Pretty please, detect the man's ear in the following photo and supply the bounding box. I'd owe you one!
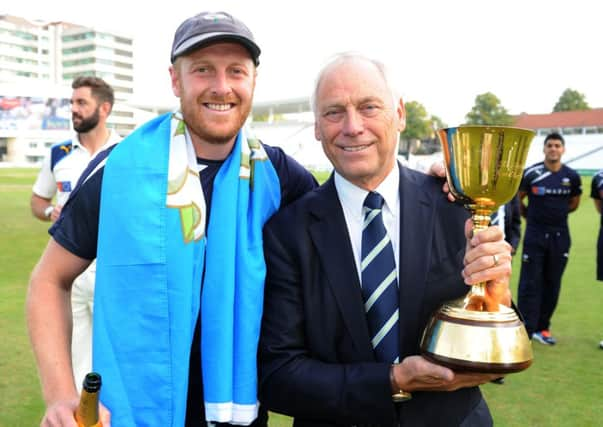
[100,101,112,118]
[169,64,181,98]
[396,97,406,132]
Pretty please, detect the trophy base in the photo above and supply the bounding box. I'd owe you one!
[420,299,533,374]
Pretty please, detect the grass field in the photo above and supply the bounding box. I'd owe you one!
[1,168,601,426]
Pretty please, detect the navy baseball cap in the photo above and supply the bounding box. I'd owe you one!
[170,11,261,65]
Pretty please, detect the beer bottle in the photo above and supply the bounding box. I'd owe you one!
[75,372,102,427]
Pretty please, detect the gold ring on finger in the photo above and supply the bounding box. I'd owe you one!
[492,254,499,267]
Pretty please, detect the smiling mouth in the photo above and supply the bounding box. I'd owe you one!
[204,103,234,111]
[341,144,371,152]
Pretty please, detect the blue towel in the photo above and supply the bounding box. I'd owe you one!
[94,112,281,426]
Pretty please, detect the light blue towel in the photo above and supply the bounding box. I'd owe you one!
[94,112,281,426]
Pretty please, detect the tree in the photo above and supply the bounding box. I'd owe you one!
[464,92,513,126]
[553,88,590,112]
[430,115,446,132]
[399,101,446,157]
[402,101,432,141]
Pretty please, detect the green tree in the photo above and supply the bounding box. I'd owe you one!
[464,92,513,126]
[402,100,432,141]
[430,115,446,132]
[400,101,445,157]
[553,88,590,112]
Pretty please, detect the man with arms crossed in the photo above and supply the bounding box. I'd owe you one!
[30,76,119,391]
[259,53,514,426]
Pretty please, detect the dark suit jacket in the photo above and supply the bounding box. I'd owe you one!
[259,165,493,427]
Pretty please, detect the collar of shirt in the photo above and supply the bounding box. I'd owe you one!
[72,128,122,155]
[334,162,401,282]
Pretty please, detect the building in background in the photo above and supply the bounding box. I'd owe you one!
[515,109,603,175]
[0,14,161,164]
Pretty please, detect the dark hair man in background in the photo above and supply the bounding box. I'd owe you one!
[30,76,119,393]
[517,132,582,345]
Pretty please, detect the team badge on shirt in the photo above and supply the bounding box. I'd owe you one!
[531,186,546,196]
[57,181,72,192]
[561,177,571,187]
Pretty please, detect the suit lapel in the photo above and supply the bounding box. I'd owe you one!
[308,177,375,360]
[398,166,435,356]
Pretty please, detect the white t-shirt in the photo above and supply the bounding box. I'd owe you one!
[32,129,121,206]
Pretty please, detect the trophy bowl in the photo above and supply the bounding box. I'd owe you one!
[420,125,535,373]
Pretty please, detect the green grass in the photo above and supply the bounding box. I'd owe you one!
[482,175,603,427]
[1,168,601,426]
[0,168,50,427]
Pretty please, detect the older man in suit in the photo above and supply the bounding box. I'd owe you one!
[258,53,514,427]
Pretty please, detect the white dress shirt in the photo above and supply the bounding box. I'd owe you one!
[334,162,401,283]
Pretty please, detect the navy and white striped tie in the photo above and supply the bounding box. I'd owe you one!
[361,191,399,363]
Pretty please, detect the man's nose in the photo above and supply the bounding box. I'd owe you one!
[211,71,232,96]
[342,109,364,136]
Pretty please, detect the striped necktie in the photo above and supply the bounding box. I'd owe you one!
[361,191,400,363]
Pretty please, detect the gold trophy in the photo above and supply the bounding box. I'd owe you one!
[420,125,535,373]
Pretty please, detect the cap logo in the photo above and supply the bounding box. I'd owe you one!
[203,13,229,22]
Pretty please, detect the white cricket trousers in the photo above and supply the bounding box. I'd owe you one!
[71,260,96,392]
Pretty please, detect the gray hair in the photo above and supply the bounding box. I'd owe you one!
[310,51,400,116]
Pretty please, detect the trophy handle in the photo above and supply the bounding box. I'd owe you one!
[464,203,500,312]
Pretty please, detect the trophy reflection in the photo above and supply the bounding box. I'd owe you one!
[420,125,535,373]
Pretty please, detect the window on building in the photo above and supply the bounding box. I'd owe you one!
[14,30,38,41]
[16,71,39,78]
[26,155,45,163]
[63,70,96,80]
[62,58,95,67]
[562,127,584,135]
[0,55,37,65]
[114,86,134,94]
[111,111,134,118]
[116,124,135,133]
[538,128,562,136]
[62,45,95,54]
[62,32,94,42]
[115,36,133,45]
[114,49,133,58]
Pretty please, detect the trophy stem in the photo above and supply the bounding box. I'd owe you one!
[464,204,497,312]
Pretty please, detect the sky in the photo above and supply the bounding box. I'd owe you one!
[3,0,602,125]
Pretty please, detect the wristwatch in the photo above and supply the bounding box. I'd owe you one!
[390,364,412,402]
[392,389,413,402]
[44,205,54,218]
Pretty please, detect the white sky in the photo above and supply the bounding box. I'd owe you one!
[3,0,602,125]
